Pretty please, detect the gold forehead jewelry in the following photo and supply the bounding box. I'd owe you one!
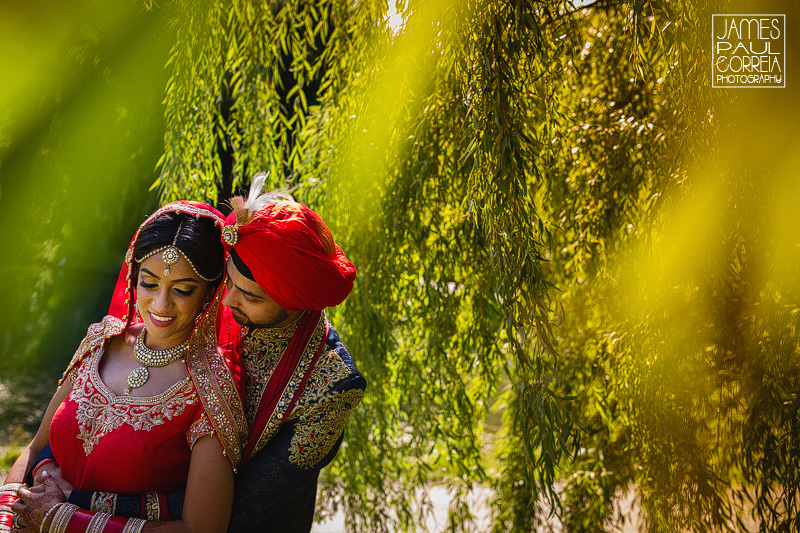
[135,220,184,276]
[134,220,222,282]
[125,328,188,395]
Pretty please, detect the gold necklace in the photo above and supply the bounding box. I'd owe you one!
[124,329,187,395]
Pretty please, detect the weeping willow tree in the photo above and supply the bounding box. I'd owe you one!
[145,0,799,531]
[156,0,580,530]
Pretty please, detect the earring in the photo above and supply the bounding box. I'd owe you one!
[195,301,210,323]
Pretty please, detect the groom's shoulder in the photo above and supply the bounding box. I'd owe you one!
[321,323,366,392]
[289,322,366,415]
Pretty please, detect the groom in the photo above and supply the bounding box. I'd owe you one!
[218,188,366,531]
[34,185,366,532]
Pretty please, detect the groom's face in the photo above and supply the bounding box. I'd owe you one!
[222,258,291,329]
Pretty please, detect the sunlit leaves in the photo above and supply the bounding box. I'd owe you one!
[153,0,800,531]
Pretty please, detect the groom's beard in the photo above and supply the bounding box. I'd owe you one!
[229,305,290,330]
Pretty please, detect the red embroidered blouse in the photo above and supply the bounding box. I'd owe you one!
[50,341,212,494]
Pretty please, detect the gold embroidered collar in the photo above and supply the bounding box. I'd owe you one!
[243,313,305,356]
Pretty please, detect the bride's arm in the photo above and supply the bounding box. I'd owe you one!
[2,383,71,532]
[140,434,234,533]
[15,434,234,533]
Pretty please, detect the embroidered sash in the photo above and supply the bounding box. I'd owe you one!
[241,310,328,463]
[185,286,248,469]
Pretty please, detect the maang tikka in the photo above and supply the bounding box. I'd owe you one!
[134,218,222,281]
[137,220,185,276]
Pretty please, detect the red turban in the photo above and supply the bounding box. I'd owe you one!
[225,201,356,311]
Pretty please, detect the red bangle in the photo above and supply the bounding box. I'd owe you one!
[103,515,128,533]
[32,458,56,478]
[0,493,18,506]
[0,511,14,529]
[157,491,169,521]
[65,508,93,533]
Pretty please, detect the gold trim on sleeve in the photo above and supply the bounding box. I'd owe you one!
[288,388,364,468]
[144,491,160,521]
[90,492,117,515]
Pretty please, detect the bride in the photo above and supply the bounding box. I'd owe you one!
[1,201,246,533]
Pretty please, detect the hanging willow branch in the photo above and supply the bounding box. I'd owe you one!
[151,1,800,532]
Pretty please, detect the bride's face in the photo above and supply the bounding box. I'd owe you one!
[136,254,210,349]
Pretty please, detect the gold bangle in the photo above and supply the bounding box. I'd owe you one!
[40,503,63,533]
[121,517,147,533]
[87,512,111,533]
[50,502,78,533]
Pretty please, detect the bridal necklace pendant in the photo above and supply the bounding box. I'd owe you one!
[125,328,187,395]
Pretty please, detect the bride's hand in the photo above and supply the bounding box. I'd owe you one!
[12,472,65,532]
[35,466,73,500]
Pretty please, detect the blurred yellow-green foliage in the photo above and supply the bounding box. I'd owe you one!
[2,0,799,531]
[0,0,172,454]
[0,0,172,373]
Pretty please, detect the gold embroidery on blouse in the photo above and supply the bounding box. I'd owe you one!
[60,299,246,469]
[60,317,126,387]
[241,317,302,426]
[70,346,197,456]
[287,388,364,468]
[186,413,214,449]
